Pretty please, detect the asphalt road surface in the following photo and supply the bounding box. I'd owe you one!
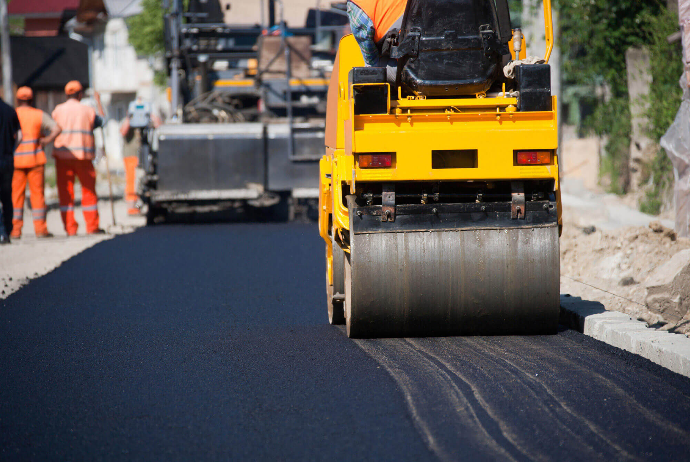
[2,223,690,461]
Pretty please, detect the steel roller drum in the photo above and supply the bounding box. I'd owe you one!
[344,226,560,338]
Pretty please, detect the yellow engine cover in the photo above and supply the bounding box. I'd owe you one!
[319,34,562,253]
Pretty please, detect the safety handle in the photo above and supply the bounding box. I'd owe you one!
[543,0,553,62]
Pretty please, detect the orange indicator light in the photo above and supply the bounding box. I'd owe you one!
[359,153,393,168]
[516,151,551,165]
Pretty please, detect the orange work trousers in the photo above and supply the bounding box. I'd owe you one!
[124,156,139,214]
[11,165,48,237]
[55,158,99,235]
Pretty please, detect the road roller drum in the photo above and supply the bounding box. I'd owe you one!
[345,225,560,338]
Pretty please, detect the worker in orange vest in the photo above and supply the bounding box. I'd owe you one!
[11,87,62,239]
[347,0,408,67]
[51,81,106,236]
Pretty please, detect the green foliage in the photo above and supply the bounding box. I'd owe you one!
[6,0,23,34]
[559,0,664,98]
[9,17,24,35]
[127,0,167,57]
[588,97,632,194]
[128,0,191,87]
[508,0,523,28]
[640,9,682,215]
[128,0,191,56]
[154,70,169,87]
[558,0,681,207]
[644,10,683,142]
[640,151,673,214]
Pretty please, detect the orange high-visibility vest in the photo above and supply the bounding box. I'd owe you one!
[52,99,97,161]
[15,106,47,168]
[350,0,408,42]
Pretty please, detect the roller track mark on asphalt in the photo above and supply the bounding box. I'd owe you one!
[355,338,521,462]
[352,338,446,462]
[447,338,638,462]
[412,338,577,462]
[404,339,533,462]
[509,335,690,441]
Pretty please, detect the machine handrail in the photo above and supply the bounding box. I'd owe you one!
[543,0,554,63]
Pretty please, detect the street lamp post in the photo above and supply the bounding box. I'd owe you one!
[0,0,13,104]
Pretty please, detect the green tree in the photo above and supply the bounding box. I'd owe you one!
[558,0,676,200]
[640,9,683,214]
[559,0,664,98]
[127,0,167,57]
[128,0,191,86]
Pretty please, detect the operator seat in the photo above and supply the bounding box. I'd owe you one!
[391,0,513,97]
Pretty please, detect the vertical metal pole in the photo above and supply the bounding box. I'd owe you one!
[260,0,266,30]
[316,0,322,45]
[199,59,208,95]
[170,0,182,121]
[162,0,171,115]
[269,0,276,28]
[278,0,294,159]
[0,0,13,104]
[87,43,94,93]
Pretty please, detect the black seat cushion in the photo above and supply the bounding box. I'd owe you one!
[394,0,511,97]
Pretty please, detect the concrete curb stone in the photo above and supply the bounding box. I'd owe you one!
[560,295,690,377]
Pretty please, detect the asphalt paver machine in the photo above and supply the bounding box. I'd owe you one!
[319,0,562,337]
[144,0,349,223]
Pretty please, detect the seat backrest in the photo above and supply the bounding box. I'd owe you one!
[393,0,512,97]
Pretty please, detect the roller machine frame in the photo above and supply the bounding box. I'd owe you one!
[319,0,562,338]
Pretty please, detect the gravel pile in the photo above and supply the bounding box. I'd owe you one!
[560,221,690,333]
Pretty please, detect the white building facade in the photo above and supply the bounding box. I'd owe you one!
[91,1,168,169]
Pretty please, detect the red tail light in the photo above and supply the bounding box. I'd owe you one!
[516,151,552,165]
[358,153,393,168]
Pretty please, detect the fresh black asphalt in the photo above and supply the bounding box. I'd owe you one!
[1,223,690,461]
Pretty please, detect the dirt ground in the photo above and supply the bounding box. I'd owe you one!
[559,132,690,334]
[559,221,690,328]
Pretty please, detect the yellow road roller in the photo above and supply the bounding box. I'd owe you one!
[319,0,562,338]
